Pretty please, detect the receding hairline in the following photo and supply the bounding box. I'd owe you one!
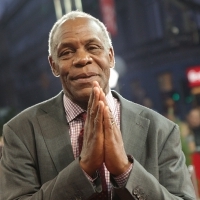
[48,11,112,58]
[53,17,103,44]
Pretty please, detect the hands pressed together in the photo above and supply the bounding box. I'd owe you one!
[80,81,131,177]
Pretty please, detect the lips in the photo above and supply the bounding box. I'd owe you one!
[72,72,98,80]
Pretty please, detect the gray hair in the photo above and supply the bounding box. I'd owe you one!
[48,10,112,59]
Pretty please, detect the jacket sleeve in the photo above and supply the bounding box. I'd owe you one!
[112,124,196,200]
[0,124,99,200]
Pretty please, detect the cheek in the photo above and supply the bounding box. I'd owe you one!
[101,68,110,85]
[97,58,111,81]
[58,61,71,76]
[100,68,110,94]
[57,64,70,84]
[105,68,110,78]
[101,60,111,76]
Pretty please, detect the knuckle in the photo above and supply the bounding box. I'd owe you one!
[90,109,95,116]
[94,118,100,125]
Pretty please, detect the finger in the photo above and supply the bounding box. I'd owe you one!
[85,85,96,134]
[103,105,122,141]
[89,81,101,112]
[86,83,101,135]
[94,100,104,139]
[92,80,101,88]
[87,83,100,121]
[103,107,129,175]
[99,88,108,107]
[89,86,100,120]
[103,106,115,139]
[87,84,95,114]
[92,81,107,107]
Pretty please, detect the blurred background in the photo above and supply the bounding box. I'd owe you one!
[1,0,200,117]
[0,0,200,196]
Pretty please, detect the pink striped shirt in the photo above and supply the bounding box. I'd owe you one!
[63,91,132,198]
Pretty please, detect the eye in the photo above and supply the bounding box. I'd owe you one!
[87,45,101,53]
[88,45,98,50]
[59,49,75,59]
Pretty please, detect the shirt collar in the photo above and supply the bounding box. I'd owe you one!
[63,90,116,123]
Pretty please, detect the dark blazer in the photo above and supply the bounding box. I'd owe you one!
[0,91,196,200]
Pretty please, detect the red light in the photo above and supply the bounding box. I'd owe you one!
[186,66,200,88]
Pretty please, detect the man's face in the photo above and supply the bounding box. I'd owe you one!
[49,17,114,109]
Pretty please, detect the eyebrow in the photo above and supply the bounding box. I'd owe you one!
[57,37,102,51]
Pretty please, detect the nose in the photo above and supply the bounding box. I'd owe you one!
[72,49,92,67]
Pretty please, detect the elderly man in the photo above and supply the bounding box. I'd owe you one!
[0,11,196,200]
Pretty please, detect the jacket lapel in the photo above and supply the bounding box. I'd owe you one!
[37,92,74,173]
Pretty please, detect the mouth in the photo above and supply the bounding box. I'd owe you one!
[72,72,99,81]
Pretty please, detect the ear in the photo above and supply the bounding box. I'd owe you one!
[108,47,115,68]
[48,56,60,77]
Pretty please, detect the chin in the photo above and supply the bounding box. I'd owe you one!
[82,87,93,99]
[75,95,90,110]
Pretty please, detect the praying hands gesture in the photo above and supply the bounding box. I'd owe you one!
[80,81,131,177]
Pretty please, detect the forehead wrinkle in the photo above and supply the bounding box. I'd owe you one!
[53,18,106,55]
[58,36,103,49]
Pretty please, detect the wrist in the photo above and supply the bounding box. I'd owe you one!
[111,155,134,176]
[79,157,97,177]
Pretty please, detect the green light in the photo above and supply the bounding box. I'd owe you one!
[185,96,193,103]
[172,93,180,101]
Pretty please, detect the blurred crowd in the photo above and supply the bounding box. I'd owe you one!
[186,107,200,153]
[165,105,200,197]
[164,105,200,161]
